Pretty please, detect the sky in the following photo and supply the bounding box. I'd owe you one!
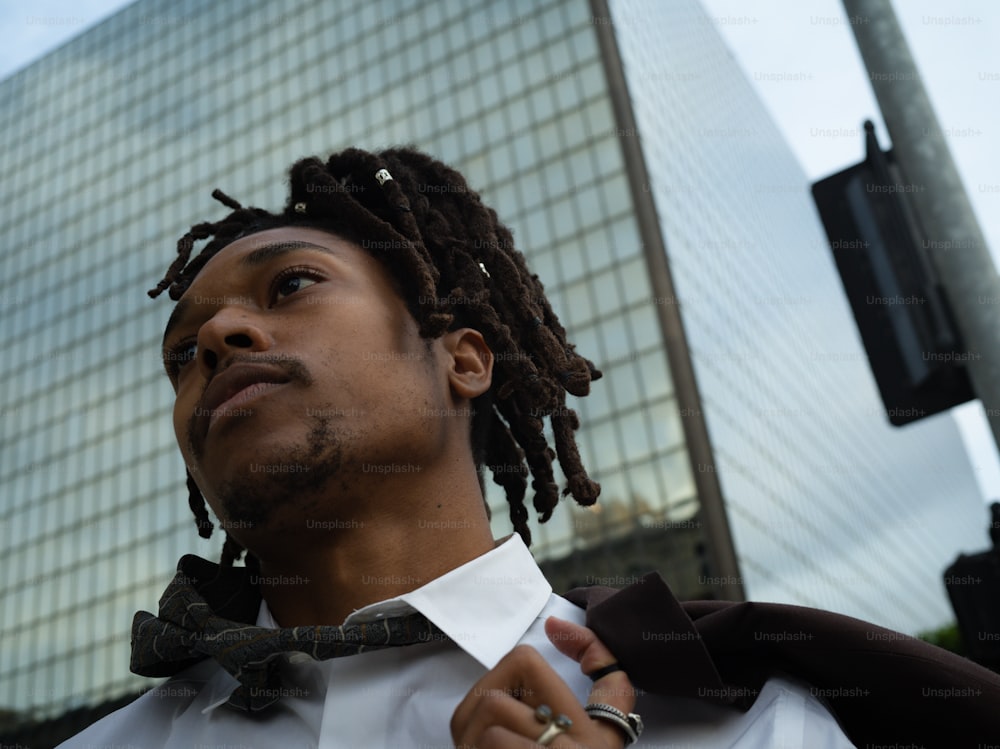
[2,0,999,506]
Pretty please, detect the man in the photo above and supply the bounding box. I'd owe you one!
[60,147,998,748]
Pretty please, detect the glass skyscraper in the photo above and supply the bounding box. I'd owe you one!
[0,0,986,738]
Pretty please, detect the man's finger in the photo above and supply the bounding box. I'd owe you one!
[544,616,639,745]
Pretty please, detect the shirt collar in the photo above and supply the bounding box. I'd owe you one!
[202,534,551,712]
[258,533,551,669]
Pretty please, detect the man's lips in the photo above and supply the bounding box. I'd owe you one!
[207,381,287,430]
[195,363,292,438]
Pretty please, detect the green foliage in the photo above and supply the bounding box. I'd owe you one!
[917,622,965,656]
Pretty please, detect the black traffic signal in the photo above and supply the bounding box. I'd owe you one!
[811,121,974,426]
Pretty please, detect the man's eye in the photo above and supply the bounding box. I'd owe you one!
[273,270,320,302]
[165,340,197,374]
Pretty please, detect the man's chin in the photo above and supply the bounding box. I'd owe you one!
[211,458,333,532]
[193,413,351,543]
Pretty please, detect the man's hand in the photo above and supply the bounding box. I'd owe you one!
[450,616,638,748]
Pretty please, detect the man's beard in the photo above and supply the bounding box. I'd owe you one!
[213,413,347,532]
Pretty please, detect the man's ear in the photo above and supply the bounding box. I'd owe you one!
[440,327,493,400]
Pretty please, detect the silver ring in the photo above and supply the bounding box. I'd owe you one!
[535,714,571,746]
[584,703,643,746]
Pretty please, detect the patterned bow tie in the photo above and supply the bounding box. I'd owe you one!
[130,554,447,712]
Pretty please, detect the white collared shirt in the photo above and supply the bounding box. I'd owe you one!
[59,535,856,748]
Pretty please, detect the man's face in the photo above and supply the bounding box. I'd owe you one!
[160,226,451,547]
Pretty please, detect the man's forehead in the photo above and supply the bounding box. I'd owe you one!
[197,226,354,270]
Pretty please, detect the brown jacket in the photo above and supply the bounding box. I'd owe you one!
[564,572,1000,748]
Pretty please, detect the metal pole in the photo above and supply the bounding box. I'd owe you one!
[842,0,1000,451]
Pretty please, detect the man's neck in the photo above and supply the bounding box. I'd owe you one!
[252,495,496,626]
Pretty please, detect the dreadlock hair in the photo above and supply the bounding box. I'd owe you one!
[150,146,602,568]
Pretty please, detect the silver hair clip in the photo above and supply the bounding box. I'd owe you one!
[294,202,307,214]
[374,168,393,186]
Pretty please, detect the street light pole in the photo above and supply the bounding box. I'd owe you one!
[842,0,1000,451]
